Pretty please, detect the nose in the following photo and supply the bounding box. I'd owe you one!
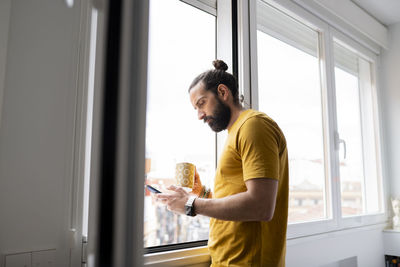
[198,110,205,120]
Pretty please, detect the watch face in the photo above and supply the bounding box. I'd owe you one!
[185,204,192,216]
[185,196,196,216]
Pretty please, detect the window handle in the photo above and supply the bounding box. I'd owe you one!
[335,131,347,159]
[338,138,347,159]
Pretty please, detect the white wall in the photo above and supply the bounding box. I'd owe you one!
[286,226,385,267]
[0,1,82,266]
[380,22,400,198]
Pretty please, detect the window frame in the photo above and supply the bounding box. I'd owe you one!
[247,0,388,239]
[330,28,387,229]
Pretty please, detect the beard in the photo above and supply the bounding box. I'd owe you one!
[203,97,231,132]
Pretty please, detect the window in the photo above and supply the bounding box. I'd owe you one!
[333,40,382,216]
[254,0,384,231]
[144,0,216,248]
[256,0,328,223]
[143,0,385,256]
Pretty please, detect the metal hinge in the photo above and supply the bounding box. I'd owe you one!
[82,236,88,267]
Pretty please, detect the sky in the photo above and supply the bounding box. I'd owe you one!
[146,0,216,187]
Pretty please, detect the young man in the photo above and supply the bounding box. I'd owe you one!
[156,60,289,266]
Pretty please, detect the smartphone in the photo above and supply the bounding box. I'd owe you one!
[146,184,162,194]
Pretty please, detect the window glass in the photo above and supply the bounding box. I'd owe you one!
[257,0,328,223]
[144,0,216,247]
[334,42,381,216]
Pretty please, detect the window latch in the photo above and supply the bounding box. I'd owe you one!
[335,131,347,159]
[338,138,347,159]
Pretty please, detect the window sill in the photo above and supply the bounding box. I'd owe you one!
[287,221,388,246]
[144,246,210,267]
[287,212,388,239]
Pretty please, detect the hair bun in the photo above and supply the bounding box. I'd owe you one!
[212,59,228,71]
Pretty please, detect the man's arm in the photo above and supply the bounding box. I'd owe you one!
[194,178,278,221]
[157,177,278,222]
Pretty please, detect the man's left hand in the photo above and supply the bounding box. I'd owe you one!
[155,185,191,215]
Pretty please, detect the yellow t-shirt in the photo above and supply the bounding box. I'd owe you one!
[208,109,289,267]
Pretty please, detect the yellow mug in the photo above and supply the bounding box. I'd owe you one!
[175,162,196,188]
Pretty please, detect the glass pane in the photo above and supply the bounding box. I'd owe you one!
[358,58,381,214]
[334,42,381,216]
[257,2,327,223]
[144,0,216,247]
[334,66,364,216]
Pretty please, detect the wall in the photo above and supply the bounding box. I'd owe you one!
[380,22,400,198]
[0,1,82,266]
[286,225,385,267]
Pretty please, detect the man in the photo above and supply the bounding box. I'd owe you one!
[156,60,288,266]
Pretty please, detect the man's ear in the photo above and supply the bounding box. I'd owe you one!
[217,84,230,101]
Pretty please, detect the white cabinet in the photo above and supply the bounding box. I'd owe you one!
[31,250,55,267]
[4,250,56,267]
[4,253,31,267]
[383,229,400,256]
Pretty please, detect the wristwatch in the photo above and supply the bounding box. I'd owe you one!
[185,195,197,217]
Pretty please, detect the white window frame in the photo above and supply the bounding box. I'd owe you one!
[330,28,388,229]
[245,0,388,239]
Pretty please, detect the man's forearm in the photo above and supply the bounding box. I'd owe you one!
[194,191,269,221]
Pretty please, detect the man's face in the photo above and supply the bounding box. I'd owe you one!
[189,82,231,132]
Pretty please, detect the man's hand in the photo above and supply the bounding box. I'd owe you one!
[155,185,192,215]
[191,168,203,196]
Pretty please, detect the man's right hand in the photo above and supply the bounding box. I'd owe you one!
[191,168,203,196]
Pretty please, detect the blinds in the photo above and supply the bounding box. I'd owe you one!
[180,0,217,16]
[257,0,319,58]
[198,0,216,9]
[334,42,359,76]
[257,0,361,76]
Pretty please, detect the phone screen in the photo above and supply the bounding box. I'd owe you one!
[146,185,162,194]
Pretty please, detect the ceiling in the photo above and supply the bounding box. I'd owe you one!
[351,0,400,26]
